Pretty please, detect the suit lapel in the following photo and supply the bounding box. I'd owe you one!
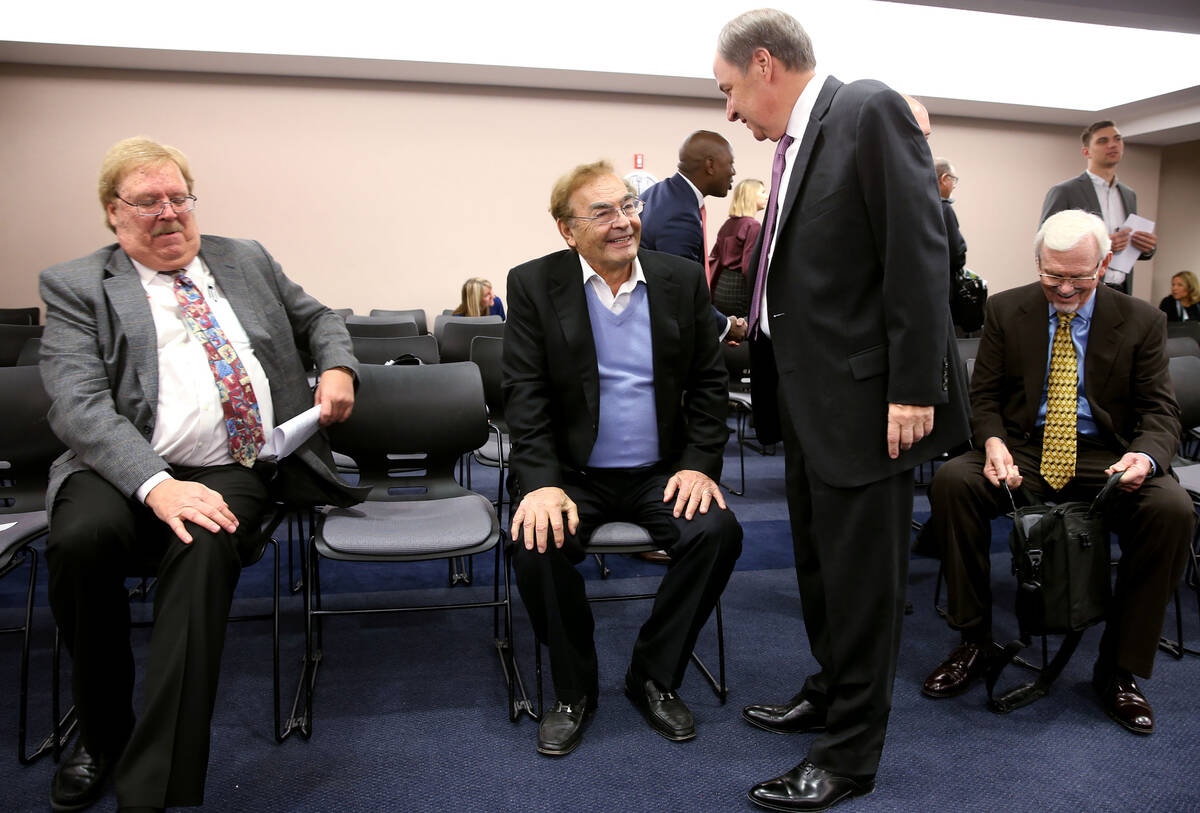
[1016,287,1051,428]
[102,250,159,410]
[1074,172,1103,215]
[776,75,840,236]
[641,254,681,432]
[202,238,269,348]
[547,253,600,422]
[1084,287,1122,417]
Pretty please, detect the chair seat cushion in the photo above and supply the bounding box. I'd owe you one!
[474,434,511,465]
[320,494,497,558]
[586,521,654,549]
[1,510,48,568]
[729,392,752,409]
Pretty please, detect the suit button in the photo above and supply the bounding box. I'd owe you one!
[142,425,152,436]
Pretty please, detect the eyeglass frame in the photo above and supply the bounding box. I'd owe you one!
[1036,259,1104,288]
[565,198,643,227]
[940,173,959,187]
[114,194,198,217]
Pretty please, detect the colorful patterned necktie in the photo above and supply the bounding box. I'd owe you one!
[1040,312,1077,490]
[167,271,266,467]
[748,133,794,336]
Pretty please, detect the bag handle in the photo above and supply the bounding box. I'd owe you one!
[1004,469,1124,520]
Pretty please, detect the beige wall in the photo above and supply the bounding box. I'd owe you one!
[0,63,1171,321]
[1153,140,1200,304]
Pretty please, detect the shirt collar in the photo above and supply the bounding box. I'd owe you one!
[132,254,204,286]
[678,172,705,210]
[1047,289,1098,323]
[785,72,828,140]
[578,253,645,290]
[1086,169,1118,189]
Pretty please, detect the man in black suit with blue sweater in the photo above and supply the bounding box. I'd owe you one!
[502,160,742,758]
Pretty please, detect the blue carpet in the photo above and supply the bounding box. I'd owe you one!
[1,437,1197,811]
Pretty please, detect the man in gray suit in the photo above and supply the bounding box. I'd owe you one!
[39,137,360,812]
[1040,120,1157,294]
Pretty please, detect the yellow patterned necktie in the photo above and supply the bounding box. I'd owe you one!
[1041,312,1077,490]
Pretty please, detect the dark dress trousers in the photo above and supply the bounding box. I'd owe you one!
[501,248,742,702]
[744,76,970,778]
[929,282,1193,678]
[39,236,360,808]
[1040,171,1152,294]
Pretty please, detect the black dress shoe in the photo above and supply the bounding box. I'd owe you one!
[50,739,112,812]
[537,697,594,756]
[624,670,695,741]
[1093,668,1154,735]
[921,641,995,698]
[748,760,875,812]
[743,692,827,734]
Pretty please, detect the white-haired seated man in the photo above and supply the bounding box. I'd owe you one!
[920,209,1192,735]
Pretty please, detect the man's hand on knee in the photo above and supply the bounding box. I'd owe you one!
[664,469,727,520]
[145,478,239,544]
[511,486,578,553]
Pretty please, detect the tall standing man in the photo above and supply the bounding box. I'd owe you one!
[40,137,361,812]
[1040,120,1157,294]
[713,10,969,811]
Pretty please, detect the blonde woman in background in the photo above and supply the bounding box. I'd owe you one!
[709,179,767,317]
[453,277,502,318]
[1159,271,1200,322]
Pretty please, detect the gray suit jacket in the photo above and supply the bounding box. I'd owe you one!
[1039,171,1153,261]
[39,235,360,511]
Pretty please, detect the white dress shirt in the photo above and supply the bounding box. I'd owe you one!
[759,72,827,339]
[132,255,275,501]
[579,254,647,313]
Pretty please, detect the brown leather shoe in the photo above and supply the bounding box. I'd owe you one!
[1093,669,1154,735]
[636,550,671,564]
[922,641,992,698]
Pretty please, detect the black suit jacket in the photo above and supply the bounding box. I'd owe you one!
[501,249,728,494]
[971,282,1179,469]
[746,75,969,488]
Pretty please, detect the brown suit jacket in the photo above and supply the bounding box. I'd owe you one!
[970,281,1179,469]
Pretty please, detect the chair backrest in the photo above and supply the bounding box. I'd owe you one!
[0,366,66,514]
[369,308,428,335]
[1168,355,1200,433]
[16,337,41,367]
[722,341,751,393]
[0,307,40,326]
[433,313,502,343]
[440,321,505,364]
[352,334,440,365]
[469,335,505,421]
[327,363,489,500]
[1165,336,1200,360]
[344,315,419,338]
[956,336,981,362]
[0,324,44,366]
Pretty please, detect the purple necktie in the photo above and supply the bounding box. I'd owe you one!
[748,133,795,336]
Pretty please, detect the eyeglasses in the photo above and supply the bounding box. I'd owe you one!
[1038,263,1102,287]
[568,199,643,227]
[115,194,197,217]
[942,174,959,187]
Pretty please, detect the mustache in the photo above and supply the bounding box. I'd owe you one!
[151,223,184,237]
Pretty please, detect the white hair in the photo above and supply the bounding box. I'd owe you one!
[1034,209,1111,263]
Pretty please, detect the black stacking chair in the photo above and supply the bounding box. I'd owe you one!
[0,366,69,763]
[469,336,508,511]
[432,314,502,344]
[0,325,43,367]
[0,307,39,326]
[293,363,516,735]
[15,338,41,367]
[1166,336,1200,360]
[517,521,727,722]
[344,315,418,338]
[369,308,428,335]
[351,334,439,366]
[1161,355,1200,658]
[440,321,505,365]
[331,308,353,320]
[722,341,753,497]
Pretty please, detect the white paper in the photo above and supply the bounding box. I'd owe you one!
[0,522,16,532]
[1107,214,1154,275]
[259,405,321,462]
